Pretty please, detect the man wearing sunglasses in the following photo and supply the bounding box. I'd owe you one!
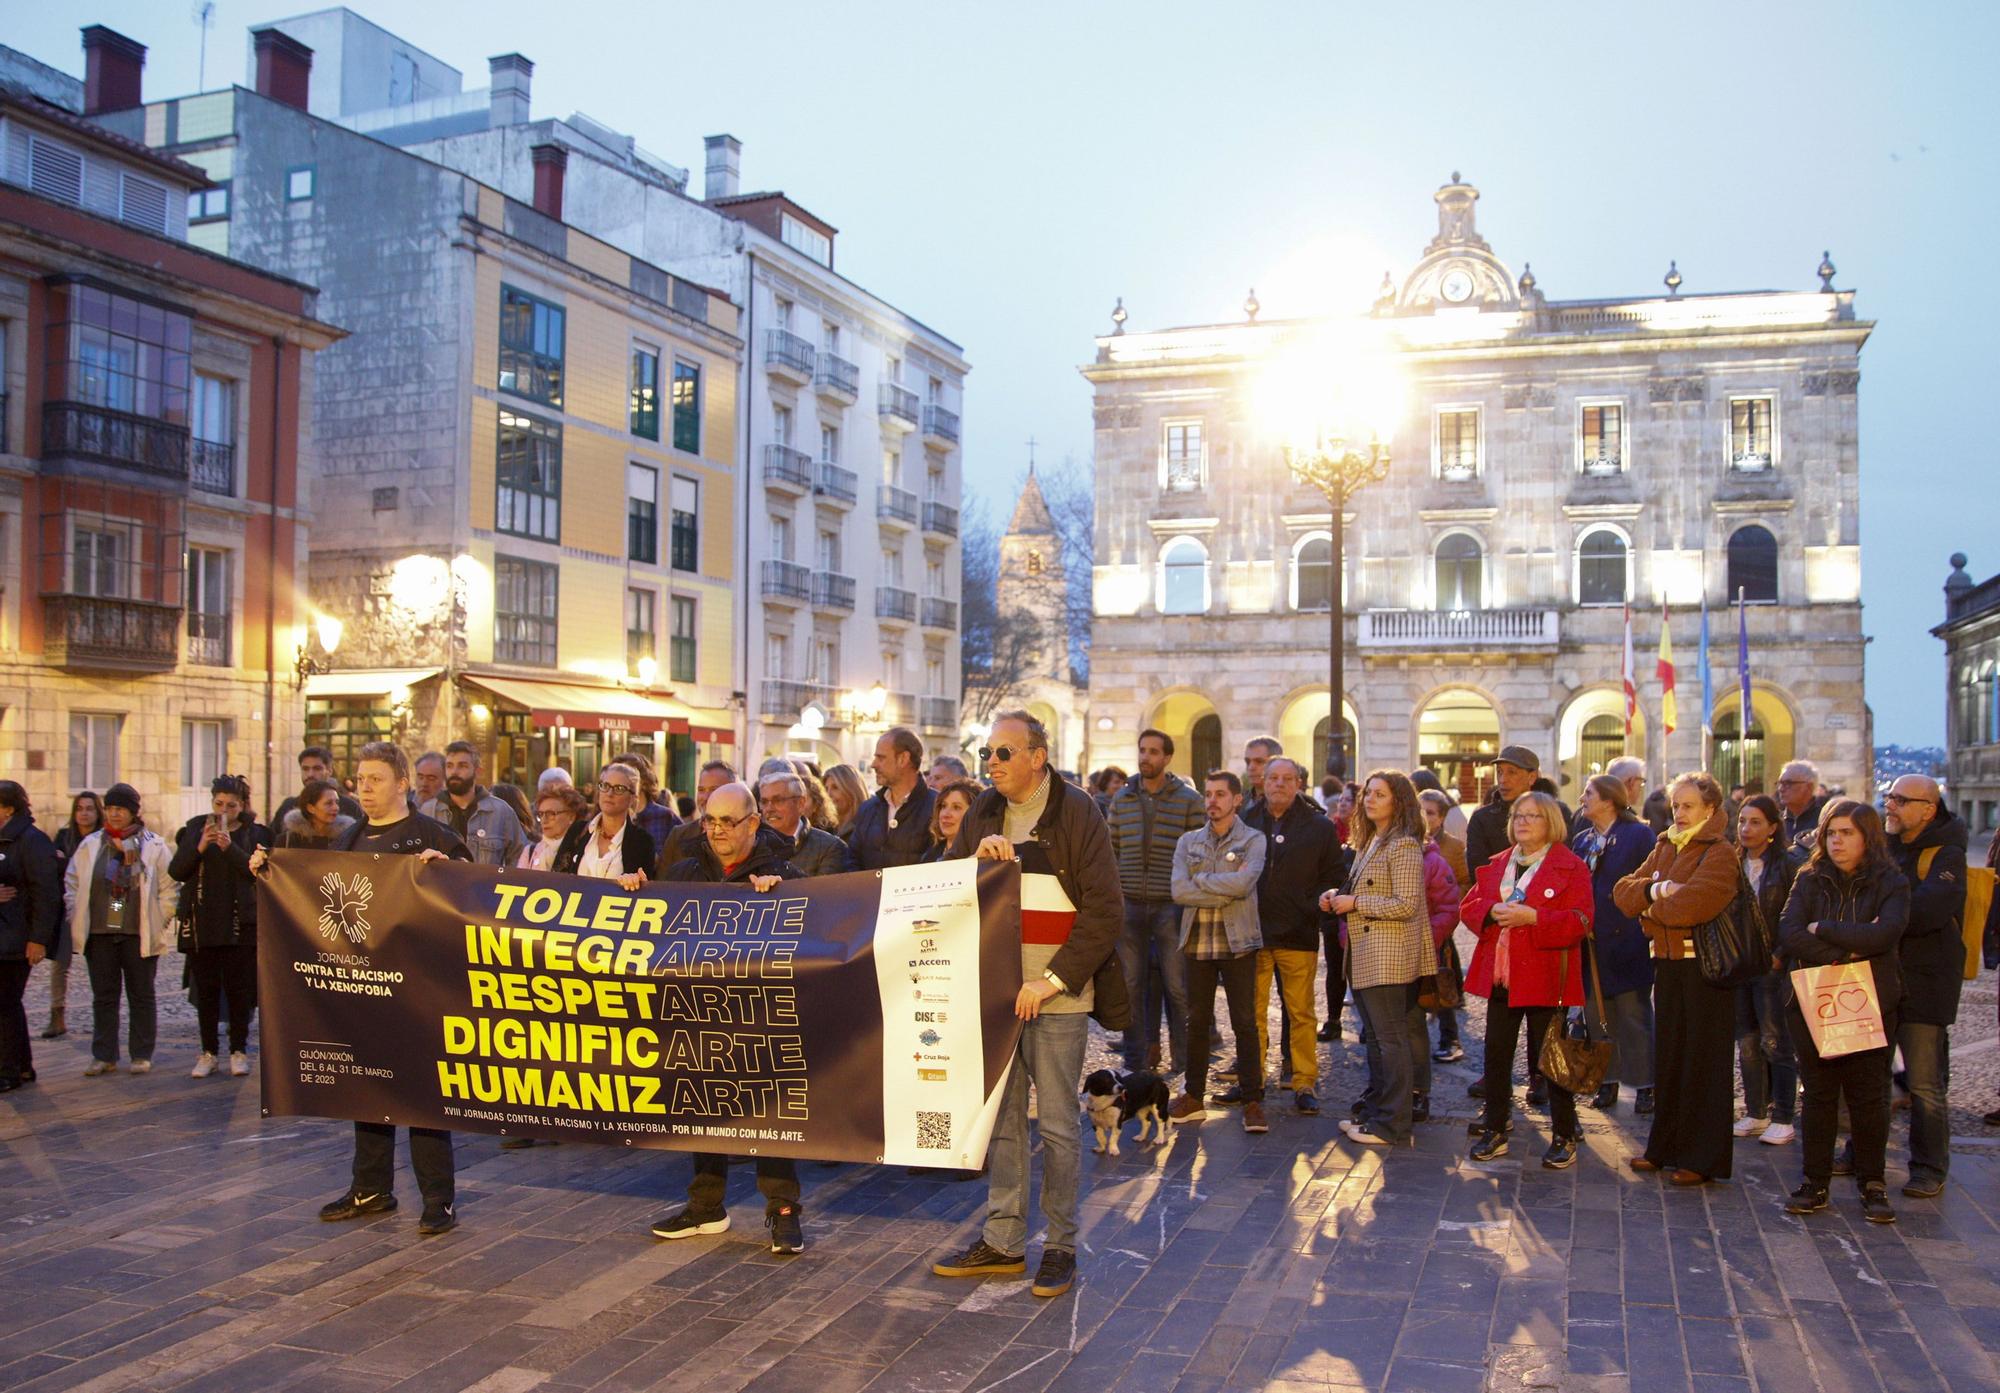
[1883,775,1967,1199]
[931,710,1126,1301]
[851,727,936,871]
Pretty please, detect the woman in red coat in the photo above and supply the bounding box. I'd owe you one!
[1461,790,1595,1169]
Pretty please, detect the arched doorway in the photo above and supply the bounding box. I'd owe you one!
[1277,688,1361,784]
[1147,691,1221,781]
[1417,688,1500,807]
[1557,686,1647,797]
[1710,685,1796,795]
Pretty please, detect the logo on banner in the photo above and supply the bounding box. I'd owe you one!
[918,1067,947,1082]
[316,872,375,944]
[918,1029,941,1047]
[909,918,939,934]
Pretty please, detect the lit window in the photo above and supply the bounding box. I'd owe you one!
[1577,529,1628,606]
[1437,409,1480,480]
[1435,534,1482,611]
[1580,404,1623,474]
[1161,538,1208,615]
[1730,398,1775,471]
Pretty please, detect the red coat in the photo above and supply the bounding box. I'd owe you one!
[1460,841,1595,1008]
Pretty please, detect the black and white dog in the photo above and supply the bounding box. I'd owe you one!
[1082,1068,1174,1155]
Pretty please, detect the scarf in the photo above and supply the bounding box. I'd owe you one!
[1492,843,1551,989]
[1664,818,1705,853]
[103,820,142,845]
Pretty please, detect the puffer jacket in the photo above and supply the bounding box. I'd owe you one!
[1422,841,1459,950]
[1778,856,1910,1024]
[1611,806,1739,960]
[1106,773,1205,903]
[1889,809,1968,1027]
[1461,842,1595,1008]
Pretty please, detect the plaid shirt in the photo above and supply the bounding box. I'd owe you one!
[1188,904,1232,961]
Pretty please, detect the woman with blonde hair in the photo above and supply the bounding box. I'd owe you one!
[822,764,867,843]
[1321,769,1435,1146]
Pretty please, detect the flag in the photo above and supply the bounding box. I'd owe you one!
[1621,605,1637,736]
[1737,586,1752,727]
[1699,591,1714,737]
[1657,599,1677,737]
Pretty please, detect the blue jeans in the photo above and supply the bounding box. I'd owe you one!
[1354,982,1427,1142]
[984,1011,1089,1256]
[1116,900,1186,1072]
[1898,1022,1950,1183]
[1735,972,1796,1123]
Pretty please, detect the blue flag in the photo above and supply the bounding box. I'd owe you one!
[1737,587,1752,727]
[1699,592,1714,736]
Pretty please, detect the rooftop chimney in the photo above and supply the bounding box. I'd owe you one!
[531,142,567,221]
[251,27,313,111]
[704,134,741,201]
[81,25,146,116]
[489,53,532,126]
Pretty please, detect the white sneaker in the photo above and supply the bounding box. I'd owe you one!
[191,1053,218,1078]
[1733,1116,1769,1137]
[129,1059,152,1075]
[229,1052,250,1077]
[83,1059,115,1077]
[1760,1122,1796,1145]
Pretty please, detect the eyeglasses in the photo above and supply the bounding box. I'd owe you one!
[979,744,1036,764]
[535,808,569,821]
[1883,794,1934,808]
[702,813,754,831]
[598,783,637,796]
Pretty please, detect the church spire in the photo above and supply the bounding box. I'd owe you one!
[1006,457,1057,538]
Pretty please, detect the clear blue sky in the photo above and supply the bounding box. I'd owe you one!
[19,1,1994,747]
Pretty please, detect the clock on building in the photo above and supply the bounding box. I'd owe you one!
[1440,268,1475,304]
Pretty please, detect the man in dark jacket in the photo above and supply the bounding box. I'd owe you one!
[0,782,61,1091]
[660,761,738,866]
[756,770,854,879]
[1242,757,1345,1114]
[850,727,936,871]
[932,710,1125,1303]
[1775,760,1827,853]
[1105,729,1204,1072]
[1884,776,1966,1198]
[650,782,808,1254]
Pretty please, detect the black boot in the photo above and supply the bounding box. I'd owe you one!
[1633,1086,1655,1116]
[1411,1092,1431,1123]
[1588,1082,1618,1111]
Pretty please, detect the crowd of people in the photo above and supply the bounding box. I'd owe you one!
[0,718,1992,1289]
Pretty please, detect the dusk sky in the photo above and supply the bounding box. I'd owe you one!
[16,1,1993,747]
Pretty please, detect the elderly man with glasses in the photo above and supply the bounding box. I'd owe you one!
[1883,775,1968,1198]
[756,771,855,878]
[1775,760,1826,853]
[930,710,1126,1301]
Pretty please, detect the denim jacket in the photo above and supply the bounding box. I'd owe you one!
[1170,817,1266,955]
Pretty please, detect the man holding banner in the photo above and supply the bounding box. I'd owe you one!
[932,710,1126,1300]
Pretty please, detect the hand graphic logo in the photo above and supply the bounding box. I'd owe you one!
[316,872,374,944]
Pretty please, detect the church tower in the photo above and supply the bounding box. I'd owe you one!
[997,463,1068,682]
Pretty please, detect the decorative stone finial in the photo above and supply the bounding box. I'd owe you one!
[1450,169,1461,184]
[1664,260,1683,296]
[1518,263,1537,296]
[1110,296,1127,334]
[1376,270,1395,303]
[1947,552,1974,598]
[1244,287,1260,323]
[1817,250,1837,292]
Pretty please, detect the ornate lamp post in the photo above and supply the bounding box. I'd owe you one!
[1284,432,1389,780]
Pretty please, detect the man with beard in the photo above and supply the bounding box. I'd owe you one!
[420,741,524,867]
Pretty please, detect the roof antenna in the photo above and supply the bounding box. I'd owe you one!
[192,2,217,91]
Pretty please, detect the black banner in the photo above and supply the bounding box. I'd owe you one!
[256,853,1023,1166]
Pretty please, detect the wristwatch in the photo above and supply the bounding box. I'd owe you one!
[1042,969,1068,994]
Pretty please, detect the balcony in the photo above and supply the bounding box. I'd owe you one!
[879,382,919,432]
[921,403,961,449]
[921,500,960,538]
[762,443,813,495]
[1730,449,1774,474]
[42,401,188,482]
[760,559,811,605]
[876,586,917,624]
[191,439,235,495]
[760,679,827,723]
[1357,608,1560,651]
[920,695,956,733]
[815,352,859,404]
[765,329,816,386]
[813,461,858,508]
[811,571,856,614]
[920,596,958,632]
[877,484,918,528]
[42,594,182,673]
[1578,453,1623,478]
[884,690,918,728]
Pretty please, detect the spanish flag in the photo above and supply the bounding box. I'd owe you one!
[1657,598,1678,737]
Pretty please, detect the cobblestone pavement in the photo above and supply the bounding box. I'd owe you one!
[7,944,2000,1393]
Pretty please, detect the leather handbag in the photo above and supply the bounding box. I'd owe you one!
[1692,860,1772,988]
[1418,939,1463,1012]
[1537,935,1612,1097]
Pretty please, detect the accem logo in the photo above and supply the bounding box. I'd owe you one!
[317,871,375,944]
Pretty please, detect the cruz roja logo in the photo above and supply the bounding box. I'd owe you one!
[316,871,375,944]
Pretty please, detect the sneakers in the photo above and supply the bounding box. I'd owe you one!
[1860,1185,1897,1225]
[1031,1248,1076,1298]
[1542,1136,1578,1170]
[83,1059,115,1077]
[417,1201,456,1236]
[319,1189,398,1222]
[1633,1087,1656,1116]
[1242,1101,1269,1134]
[1168,1095,1208,1123]
[1469,1130,1510,1162]
[128,1059,152,1075]
[229,1052,250,1077]
[1340,1119,1391,1146]
[1733,1116,1770,1138]
[1587,1083,1619,1112]
[1760,1122,1796,1146]
[1467,1116,1513,1137]
[932,1239,1026,1278]
[1902,1175,1945,1200]
[190,1053,218,1079]
[651,1209,730,1240]
[768,1204,805,1254]
[1294,1089,1320,1116]
[1432,1042,1464,1063]
[1784,1182,1829,1215]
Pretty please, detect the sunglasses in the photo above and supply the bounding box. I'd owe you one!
[979,744,1036,763]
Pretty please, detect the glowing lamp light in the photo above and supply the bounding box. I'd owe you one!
[387,554,452,614]
[636,655,659,686]
[314,613,343,654]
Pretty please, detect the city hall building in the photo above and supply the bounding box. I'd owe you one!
[1081,177,1872,802]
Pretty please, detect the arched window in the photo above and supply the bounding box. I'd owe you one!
[1160,537,1208,615]
[1312,713,1357,781]
[1983,661,1999,746]
[1434,533,1483,612]
[1191,713,1222,782]
[1294,534,1332,611]
[1576,529,1628,607]
[1958,667,1980,747]
[1579,713,1626,775]
[1727,525,1779,604]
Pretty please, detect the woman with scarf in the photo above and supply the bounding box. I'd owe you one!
[63,784,178,1075]
[519,783,588,871]
[169,775,270,1078]
[1572,774,1658,1116]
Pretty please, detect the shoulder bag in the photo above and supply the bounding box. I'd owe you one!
[1692,853,1772,988]
[1538,934,1612,1097]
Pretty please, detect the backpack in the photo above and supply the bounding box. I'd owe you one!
[1917,846,1995,981]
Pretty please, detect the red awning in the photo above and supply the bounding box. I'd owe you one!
[464,675,697,736]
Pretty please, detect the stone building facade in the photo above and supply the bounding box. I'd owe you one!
[1937,554,2000,838]
[991,466,1087,771]
[1082,177,1873,803]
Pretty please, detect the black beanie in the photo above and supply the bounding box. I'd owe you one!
[103,783,141,815]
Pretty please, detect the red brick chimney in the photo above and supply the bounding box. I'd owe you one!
[81,25,146,116]
[531,143,567,220]
[251,27,313,111]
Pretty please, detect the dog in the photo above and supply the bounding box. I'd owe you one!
[1082,1068,1175,1155]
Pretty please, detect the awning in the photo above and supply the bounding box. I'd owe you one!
[303,667,442,699]
[462,674,733,742]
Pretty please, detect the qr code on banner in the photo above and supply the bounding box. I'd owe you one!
[916,1111,952,1150]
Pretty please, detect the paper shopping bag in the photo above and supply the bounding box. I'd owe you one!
[1789,961,1888,1060]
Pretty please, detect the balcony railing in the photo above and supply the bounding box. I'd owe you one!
[815,352,859,402]
[920,696,956,733]
[42,594,182,672]
[920,596,958,631]
[42,401,189,481]
[187,612,229,667]
[765,328,816,383]
[884,690,918,728]
[191,438,236,495]
[921,500,959,538]
[877,484,918,526]
[762,443,813,494]
[760,559,811,603]
[811,571,856,613]
[1578,453,1623,477]
[879,382,920,429]
[921,403,960,447]
[876,587,917,623]
[814,462,858,507]
[1436,460,1480,483]
[1731,450,1774,473]
[1357,608,1560,650]
[761,679,826,722]
[1164,456,1203,492]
